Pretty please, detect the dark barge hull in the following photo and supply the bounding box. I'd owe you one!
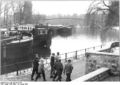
[1,39,34,74]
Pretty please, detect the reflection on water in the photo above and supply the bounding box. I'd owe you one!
[100,29,119,43]
[50,34,102,54]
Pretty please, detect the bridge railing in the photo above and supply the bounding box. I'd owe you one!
[0,44,107,78]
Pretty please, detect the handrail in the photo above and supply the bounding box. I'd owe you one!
[1,60,32,68]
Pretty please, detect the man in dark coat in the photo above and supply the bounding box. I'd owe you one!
[31,55,39,80]
[50,53,55,78]
[53,59,63,81]
[64,59,73,81]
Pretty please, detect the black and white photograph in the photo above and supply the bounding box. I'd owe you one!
[0,0,119,83]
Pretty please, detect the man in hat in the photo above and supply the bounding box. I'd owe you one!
[64,59,73,81]
[31,54,39,80]
[50,53,55,78]
[53,59,63,81]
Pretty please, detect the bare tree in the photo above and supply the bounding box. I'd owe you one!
[11,0,24,25]
[0,0,25,27]
[85,0,119,31]
[10,0,17,25]
[2,1,11,27]
[0,0,2,16]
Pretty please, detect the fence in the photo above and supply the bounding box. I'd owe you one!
[0,44,106,77]
[59,44,105,61]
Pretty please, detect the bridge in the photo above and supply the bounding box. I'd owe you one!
[39,17,84,26]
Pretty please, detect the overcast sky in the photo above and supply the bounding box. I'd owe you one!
[32,1,92,16]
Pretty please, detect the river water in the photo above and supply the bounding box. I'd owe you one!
[50,26,119,55]
[50,34,102,54]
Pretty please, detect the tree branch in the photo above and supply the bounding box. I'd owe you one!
[96,7,109,11]
[102,0,110,8]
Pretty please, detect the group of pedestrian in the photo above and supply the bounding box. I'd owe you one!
[31,52,73,82]
[50,52,73,81]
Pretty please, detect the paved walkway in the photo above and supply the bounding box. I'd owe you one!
[0,57,86,82]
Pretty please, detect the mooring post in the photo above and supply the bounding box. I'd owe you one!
[16,64,19,76]
[75,51,77,59]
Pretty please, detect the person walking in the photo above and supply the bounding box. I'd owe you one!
[58,60,63,81]
[50,53,55,78]
[31,55,39,80]
[53,59,63,81]
[64,59,73,81]
[35,59,46,81]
